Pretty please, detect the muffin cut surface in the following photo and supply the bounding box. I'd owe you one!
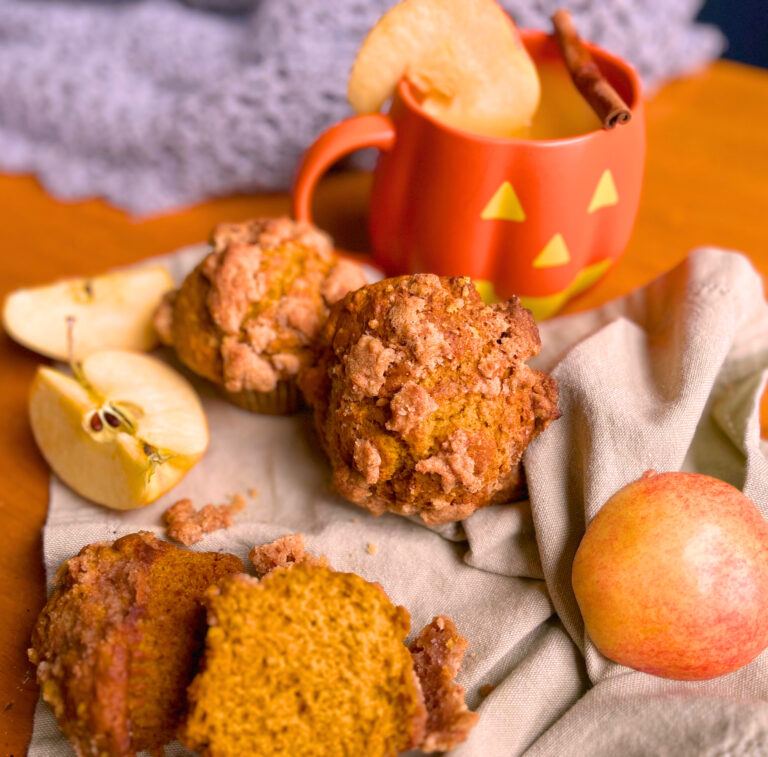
[181,564,427,756]
[28,532,243,757]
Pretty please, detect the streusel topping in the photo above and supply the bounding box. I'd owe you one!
[300,274,560,524]
[159,217,367,395]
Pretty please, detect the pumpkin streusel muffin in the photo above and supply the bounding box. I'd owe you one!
[154,217,366,413]
[184,536,478,755]
[299,273,560,524]
[181,564,427,756]
[28,532,242,757]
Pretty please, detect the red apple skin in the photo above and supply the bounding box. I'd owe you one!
[572,471,768,680]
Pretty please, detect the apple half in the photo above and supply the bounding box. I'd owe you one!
[3,266,174,361]
[29,351,209,510]
[348,0,540,137]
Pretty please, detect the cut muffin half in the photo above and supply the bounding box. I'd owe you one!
[29,532,242,757]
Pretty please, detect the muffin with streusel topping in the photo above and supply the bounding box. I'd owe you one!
[154,217,367,413]
[181,559,477,755]
[29,532,242,757]
[299,274,560,524]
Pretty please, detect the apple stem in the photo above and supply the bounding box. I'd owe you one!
[65,316,75,365]
[65,315,87,386]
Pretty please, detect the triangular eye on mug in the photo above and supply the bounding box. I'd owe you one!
[480,181,526,222]
[588,169,619,213]
[532,233,571,268]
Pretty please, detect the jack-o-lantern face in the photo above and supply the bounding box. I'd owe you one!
[367,109,645,320]
[474,167,627,318]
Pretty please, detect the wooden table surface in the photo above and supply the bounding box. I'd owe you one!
[2,59,767,754]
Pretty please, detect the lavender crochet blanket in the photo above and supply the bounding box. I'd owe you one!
[0,0,723,215]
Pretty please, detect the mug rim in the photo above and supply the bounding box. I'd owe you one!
[396,28,644,147]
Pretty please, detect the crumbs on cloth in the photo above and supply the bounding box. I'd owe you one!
[163,495,246,546]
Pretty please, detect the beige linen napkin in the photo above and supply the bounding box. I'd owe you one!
[28,246,768,756]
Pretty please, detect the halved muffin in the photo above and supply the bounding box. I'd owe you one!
[181,558,478,755]
[28,532,242,757]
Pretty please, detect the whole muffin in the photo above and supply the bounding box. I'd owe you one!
[300,274,560,524]
[155,217,366,413]
[29,532,242,757]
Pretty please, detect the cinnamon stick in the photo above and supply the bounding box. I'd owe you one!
[552,9,631,129]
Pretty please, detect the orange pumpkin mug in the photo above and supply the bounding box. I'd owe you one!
[293,30,645,319]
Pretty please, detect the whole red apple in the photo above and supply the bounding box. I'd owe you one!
[572,470,768,680]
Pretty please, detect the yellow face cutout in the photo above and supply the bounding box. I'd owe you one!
[480,170,621,271]
[475,168,623,319]
[532,233,571,268]
[588,169,619,213]
[480,181,526,222]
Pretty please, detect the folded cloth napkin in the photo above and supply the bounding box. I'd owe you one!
[0,0,724,215]
[27,247,768,756]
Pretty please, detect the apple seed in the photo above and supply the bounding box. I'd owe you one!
[103,411,121,428]
[89,413,103,432]
[106,403,137,432]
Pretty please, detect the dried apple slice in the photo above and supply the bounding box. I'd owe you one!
[348,0,540,137]
[29,351,208,510]
[3,266,174,361]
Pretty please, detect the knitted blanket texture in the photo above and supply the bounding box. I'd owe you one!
[0,0,723,214]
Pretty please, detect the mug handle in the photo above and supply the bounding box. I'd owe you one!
[292,114,396,223]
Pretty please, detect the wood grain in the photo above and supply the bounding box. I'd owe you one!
[1,60,767,754]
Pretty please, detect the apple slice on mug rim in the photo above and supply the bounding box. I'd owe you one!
[347,0,541,138]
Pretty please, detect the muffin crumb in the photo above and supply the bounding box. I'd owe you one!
[248,534,329,578]
[163,496,245,547]
[366,542,378,555]
[479,684,496,698]
[410,616,478,752]
[354,439,382,485]
[346,334,399,397]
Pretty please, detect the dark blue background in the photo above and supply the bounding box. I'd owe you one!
[698,0,768,68]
